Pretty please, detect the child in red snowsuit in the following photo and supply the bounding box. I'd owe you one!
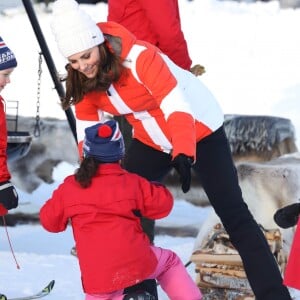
[0,36,19,215]
[39,119,202,300]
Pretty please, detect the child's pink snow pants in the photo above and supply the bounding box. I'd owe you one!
[86,246,202,300]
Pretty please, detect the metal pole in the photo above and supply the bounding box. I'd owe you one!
[21,0,77,144]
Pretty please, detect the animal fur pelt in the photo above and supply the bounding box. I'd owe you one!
[194,152,300,255]
[224,114,297,161]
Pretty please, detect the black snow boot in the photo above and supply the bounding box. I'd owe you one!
[123,291,155,300]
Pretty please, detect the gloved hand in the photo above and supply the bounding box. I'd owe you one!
[172,154,193,193]
[273,203,300,229]
[0,180,19,211]
[190,64,206,76]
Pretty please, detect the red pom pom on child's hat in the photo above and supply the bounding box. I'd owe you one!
[98,124,112,138]
[83,120,125,162]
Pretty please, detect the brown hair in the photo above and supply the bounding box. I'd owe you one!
[62,42,124,110]
[75,157,100,188]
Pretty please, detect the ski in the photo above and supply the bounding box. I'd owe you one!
[0,280,55,300]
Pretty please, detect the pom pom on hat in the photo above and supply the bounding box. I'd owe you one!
[83,120,125,162]
[98,125,112,138]
[51,0,105,58]
[0,37,17,71]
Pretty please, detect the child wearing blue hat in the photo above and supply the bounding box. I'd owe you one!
[40,119,202,300]
[0,36,19,215]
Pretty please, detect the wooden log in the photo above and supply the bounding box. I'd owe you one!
[191,224,286,298]
[191,253,243,266]
[197,266,246,279]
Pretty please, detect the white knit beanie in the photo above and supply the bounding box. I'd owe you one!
[51,0,105,58]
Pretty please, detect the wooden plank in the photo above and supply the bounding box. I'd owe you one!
[191,252,243,266]
[197,266,246,278]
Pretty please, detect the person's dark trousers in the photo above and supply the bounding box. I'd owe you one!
[192,126,291,300]
[124,125,291,300]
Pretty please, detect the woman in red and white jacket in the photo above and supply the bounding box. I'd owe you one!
[0,36,19,214]
[50,1,292,299]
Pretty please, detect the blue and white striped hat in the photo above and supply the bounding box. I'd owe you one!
[83,120,125,162]
[0,37,17,71]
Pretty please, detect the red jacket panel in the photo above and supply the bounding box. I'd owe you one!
[283,220,300,289]
[0,96,10,182]
[107,0,192,70]
[40,163,173,293]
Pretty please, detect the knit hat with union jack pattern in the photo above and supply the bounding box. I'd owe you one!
[83,120,125,162]
[0,37,17,71]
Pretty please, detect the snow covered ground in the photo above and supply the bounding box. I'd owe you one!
[0,0,300,299]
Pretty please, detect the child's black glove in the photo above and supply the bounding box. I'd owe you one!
[0,180,19,210]
[172,154,193,193]
[273,203,300,229]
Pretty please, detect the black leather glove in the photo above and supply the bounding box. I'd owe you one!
[172,154,193,193]
[0,180,18,210]
[273,203,300,229]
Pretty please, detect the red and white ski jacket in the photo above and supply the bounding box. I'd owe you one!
[0,96,10,182]
[40,163,173,293]
[75,22,224,160]
[107,0,192,70]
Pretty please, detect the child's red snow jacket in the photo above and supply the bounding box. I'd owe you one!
[283,219,300,289]
[75,22,224,161]
[107,0,192,70]
[0,96,10,182]
[39,163,173,293]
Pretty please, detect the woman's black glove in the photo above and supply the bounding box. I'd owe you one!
[172,154,193,193]
[273,203,300,229]
[0,180,19,210]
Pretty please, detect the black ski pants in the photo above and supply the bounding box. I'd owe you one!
[123,125,291,300]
